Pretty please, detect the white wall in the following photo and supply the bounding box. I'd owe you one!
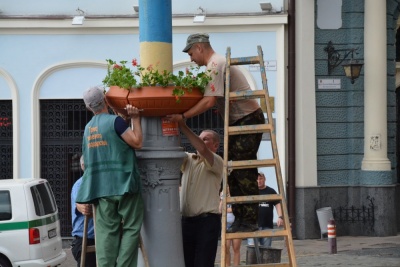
[1,0,285,15]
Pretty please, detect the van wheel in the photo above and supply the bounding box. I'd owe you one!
[0,257,11,267]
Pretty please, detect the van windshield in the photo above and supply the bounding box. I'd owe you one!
[31,182,57,216]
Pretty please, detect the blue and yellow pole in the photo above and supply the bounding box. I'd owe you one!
[136,1,185,267]
[139,0,173,72]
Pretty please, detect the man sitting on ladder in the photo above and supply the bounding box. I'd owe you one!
[169,33,264,232]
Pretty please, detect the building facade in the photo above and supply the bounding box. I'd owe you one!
[1,0,399,239]
[294,0,400,238]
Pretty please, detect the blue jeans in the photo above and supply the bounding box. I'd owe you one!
[247,227,272,247]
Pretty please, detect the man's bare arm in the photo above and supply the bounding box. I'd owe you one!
[167,96,216,122]
[178,120,215,166]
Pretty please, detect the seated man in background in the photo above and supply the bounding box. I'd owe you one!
[71,156,96,267]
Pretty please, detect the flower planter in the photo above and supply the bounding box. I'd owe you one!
[105,86,203,117]
[104,86,130,116]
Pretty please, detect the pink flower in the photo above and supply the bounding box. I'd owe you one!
[132,59,138,66]
[113,64,122,69]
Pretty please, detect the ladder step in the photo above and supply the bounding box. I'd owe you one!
[229,89,267,100]
[86,246,96,253]
[228,124,272,135]
[238,263,291,267]
[230,56,261,65]
[226,194,283,204]
[226,228,290,240]
[227,159,277,170]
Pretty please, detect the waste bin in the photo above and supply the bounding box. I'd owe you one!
[316,207,333,239]
[246,245,282,264]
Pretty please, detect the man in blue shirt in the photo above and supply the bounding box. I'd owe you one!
[71,156,96,267]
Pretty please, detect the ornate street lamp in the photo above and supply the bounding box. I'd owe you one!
[324,41,364,84]
[342,60,364,84]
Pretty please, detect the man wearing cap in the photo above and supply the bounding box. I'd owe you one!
[168,33,264,233]
[76,86,144,267]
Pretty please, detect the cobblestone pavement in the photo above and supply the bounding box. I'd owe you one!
[61,234,400,266]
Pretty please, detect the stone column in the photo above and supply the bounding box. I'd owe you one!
[361,0,391,172]
[137,0,185,266]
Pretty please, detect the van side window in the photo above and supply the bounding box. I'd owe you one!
[30,183,57,216]
[0,191,12,220]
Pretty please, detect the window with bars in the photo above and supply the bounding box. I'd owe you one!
[0,101,13,180]
[40,99,93,237]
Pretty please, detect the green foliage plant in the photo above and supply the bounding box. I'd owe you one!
[102,59,215,102]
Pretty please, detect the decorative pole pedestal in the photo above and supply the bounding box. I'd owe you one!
[137,117,185,267]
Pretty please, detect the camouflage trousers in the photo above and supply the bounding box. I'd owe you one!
[228,108,264,225]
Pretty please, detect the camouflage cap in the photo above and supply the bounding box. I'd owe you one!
[182,33,210,53]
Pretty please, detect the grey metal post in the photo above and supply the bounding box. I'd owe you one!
[137,117,185,267]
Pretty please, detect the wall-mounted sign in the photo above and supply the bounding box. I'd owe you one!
[317,79,341,89]
[161,118,179,136]
[317,0,342,29]
[249,65,260,72]
[249,60,277,72]
[266,60,277,71]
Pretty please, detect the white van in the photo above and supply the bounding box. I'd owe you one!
[0,178,66,267]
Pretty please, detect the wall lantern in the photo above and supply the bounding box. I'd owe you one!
[342,61,364,84]
[324,41,364,84]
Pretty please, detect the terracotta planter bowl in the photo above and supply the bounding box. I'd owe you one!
[105,86,203,117]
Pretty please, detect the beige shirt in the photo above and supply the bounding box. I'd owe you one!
[180,152,223,217]
[204,53,260,124]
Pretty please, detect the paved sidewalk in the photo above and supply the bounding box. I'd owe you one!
[61,234,400,266]
[291,235,400,266]
[216,235,400,266]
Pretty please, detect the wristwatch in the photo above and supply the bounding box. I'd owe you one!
[278,216,283,219]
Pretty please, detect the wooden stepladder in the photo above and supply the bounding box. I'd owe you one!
[220,46,297,267]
